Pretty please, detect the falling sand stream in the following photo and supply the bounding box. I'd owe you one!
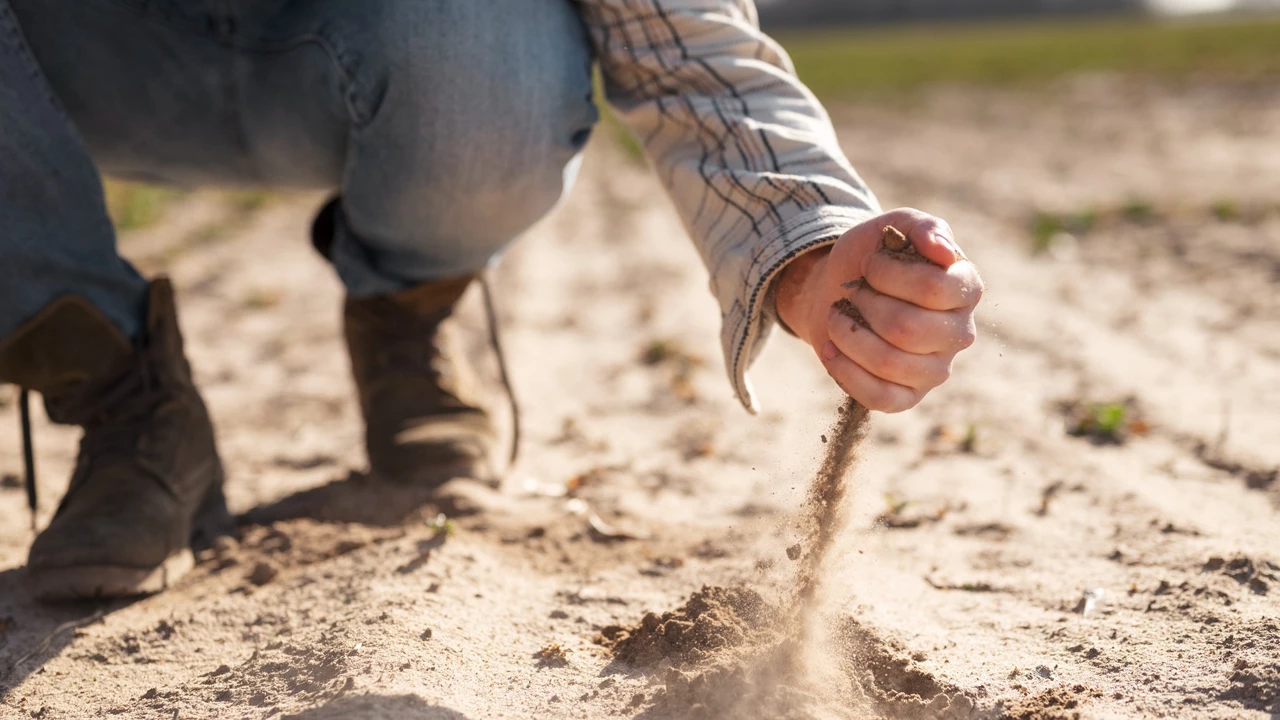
[593,227,967,719]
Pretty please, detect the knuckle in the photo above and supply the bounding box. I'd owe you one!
[878,349,910,384]
[899,389,924,412]
[936,365,953,390]
[958,272,985,306]
[928,358,953,387]
[864,392,893,413]
[877,310,916,350]
[880,393,912,414]
[874,383,904,413]
[922,272,952,306]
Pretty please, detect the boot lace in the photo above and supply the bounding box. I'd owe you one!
[481,272,521,468]
[18,354,171,530]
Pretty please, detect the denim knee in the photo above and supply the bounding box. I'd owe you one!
[327,0,599,294]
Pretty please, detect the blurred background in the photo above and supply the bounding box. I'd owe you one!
[757,0,1280,25]
[748,0,1280,96]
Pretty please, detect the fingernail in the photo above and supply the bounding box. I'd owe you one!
[842,278,867,293]
[821,341,839,362]
[933,231,961,257]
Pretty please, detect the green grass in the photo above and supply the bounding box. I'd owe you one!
[103,181,187,231]
[1121,198,1157,223]
[593,67,645,163]
[776,15,1280,98]
[1211,198,1242,221]
[1031,209,1098,252]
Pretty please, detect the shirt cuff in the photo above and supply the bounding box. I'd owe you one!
[720,206,876,413]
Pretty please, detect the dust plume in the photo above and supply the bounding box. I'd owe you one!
[593,230,952,718]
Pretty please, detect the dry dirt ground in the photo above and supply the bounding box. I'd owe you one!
[1,76,1278,719]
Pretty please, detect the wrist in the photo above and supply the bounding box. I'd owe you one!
[774,246,830,346]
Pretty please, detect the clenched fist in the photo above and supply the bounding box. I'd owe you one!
[774,208,983,413]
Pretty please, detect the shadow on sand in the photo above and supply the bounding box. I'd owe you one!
[281,693,470,720]
[0,567,132,701]
[240,470,488,528]
[0,469,489,702]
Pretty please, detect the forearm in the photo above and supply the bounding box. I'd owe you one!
[577,0,881,409]
[773,246,831,345]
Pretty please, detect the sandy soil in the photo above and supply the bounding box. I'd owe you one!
[1,76,1278,719]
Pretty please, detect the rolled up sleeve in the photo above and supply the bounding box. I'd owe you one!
[575,0,881,411]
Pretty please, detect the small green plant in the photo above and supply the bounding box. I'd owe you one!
[1121,199,1156,224]
[882,493,910,517]
[226,190,271,215]
[1030,210,1096,254]
[242,288,282,310]
[426,513,455,537]
[1065,399,1148,445]
[639,338,704,403]
[640,338,676,366]
[1030,213,1065,253]
[1069,210,1099,234]
[1090,403,1127,437]
[1211,199,1241,222]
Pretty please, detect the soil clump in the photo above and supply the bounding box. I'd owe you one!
[595,586,779,668]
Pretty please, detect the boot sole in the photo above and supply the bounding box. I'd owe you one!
[27,550,195,602]
[28,471,230,602]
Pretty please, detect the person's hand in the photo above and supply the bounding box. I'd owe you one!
[774,208,983,412]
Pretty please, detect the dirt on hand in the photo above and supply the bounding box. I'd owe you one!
[877,225,930,264]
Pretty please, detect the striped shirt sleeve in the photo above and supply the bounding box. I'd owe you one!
[574,0,882,412]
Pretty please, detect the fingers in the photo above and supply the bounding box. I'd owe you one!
[839,284,976,355]
[836,208,981,311]
[877,208,962,268]
[816,208,981,412]
[820,341,921,413]
[862,252,984,312]
[840,208,960,268]
[827,305,953,390]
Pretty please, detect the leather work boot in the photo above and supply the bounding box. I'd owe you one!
[0,279,229,601]
[344,276,497,486]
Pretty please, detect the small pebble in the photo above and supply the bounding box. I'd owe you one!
[248,562,278,586]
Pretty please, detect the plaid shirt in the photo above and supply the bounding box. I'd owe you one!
[576,0,882,411]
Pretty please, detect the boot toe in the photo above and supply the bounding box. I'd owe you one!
[27,486,187,599]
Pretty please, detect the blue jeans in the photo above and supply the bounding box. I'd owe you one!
[0,0,597,340]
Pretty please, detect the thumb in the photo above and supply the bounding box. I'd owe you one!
[905,221,961,269]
